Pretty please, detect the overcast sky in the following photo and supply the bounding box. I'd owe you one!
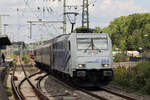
[0,0,150,43]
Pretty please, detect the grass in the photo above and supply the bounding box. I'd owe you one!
[4,87,12,97]
[112,61,150,95]
[11,55,18,65]
[1,66,12,97]
[22,54,31,64]
[114,53,129,62]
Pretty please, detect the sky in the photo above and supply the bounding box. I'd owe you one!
[0,0,150,43]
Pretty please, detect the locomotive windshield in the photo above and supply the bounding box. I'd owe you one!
[77,38,108,50]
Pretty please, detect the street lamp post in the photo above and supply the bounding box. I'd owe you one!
[139,47,143,59]
[4,24,8,34]
[144,34,148,49]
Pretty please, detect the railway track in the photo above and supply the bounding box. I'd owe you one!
[11,58,137,100]
[101,86,136,100]
[36,73,49,92]
[46,74,137,100]
[79,87,136,100]
[11,58,49,100]
[11,63,24,100]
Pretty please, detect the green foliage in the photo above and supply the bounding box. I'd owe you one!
[93,27,103,33]
[1,68,12,97]
[1,67,9,83]
[113,61,150,95]
[22,54,30,64]
[142,79,150,94]
[114,53,129,62]
[4,87,12,97]
[103,13,150,51]
[11,55,17,65]
[11,55,17,60]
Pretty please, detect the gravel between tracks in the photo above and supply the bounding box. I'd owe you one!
[43,75,144,100]
[44,76,99,100]
[106,84,150,100]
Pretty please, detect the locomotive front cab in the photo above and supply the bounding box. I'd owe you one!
[72,33,113,86]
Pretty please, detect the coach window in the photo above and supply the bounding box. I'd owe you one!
[34,51,36,56]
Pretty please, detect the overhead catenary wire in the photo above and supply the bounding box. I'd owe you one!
[20,0,98,42]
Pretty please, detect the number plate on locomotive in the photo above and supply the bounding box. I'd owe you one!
[77,71,86,77]
[103,71,112,76]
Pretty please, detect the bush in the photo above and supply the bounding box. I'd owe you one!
[4,87,12,97]
[112,61,150,95]
[22,55,30,64]
[114,53,129,62]
[113,67,130,86]
[142,79,150,94]
[11,55,18,65]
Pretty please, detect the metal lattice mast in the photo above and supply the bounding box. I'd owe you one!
[82,0,89,29]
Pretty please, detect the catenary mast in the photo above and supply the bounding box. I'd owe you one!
[82,0,89,29]
[63,0,66,34]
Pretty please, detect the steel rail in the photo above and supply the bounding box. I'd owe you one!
[77,88,108,100]
[101,87,136,100]
[19,58,49,100]
[11,64,25,100]
[48,74,107,99]
[49,74,137,100]
[36,73,49,92]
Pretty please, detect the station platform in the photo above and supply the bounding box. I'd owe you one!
[0,59,13,100]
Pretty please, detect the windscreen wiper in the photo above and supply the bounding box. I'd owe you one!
[84,38,93,52]
[84,44,92,52]
[93,44,101,52]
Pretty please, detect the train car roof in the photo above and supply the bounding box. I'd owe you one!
[34,43,51,50]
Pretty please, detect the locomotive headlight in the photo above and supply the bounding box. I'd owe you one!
[79,64,83,68]
[104,64,109,68]
[91,52,94,56]
[101,58,109,68]
[78,64,86,68]
[102,64,109,68]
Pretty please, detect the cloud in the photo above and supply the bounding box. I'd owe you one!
[0,0,150,42]
[88,0,150,28]
[91,0,149,17]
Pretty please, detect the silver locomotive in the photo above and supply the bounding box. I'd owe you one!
[34,33,113,86]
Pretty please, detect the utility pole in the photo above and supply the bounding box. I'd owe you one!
[0,17,1,34]
[82,0,89,29]
[63,0,67,34]
[4,24,8,34]
[0,15,9,34]
[27,20,63,39]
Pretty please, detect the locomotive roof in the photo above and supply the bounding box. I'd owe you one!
[34,33,109,50]
[75,33,108,38]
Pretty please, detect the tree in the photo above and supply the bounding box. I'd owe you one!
[93,27,102,33]
[103,13,150,51]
